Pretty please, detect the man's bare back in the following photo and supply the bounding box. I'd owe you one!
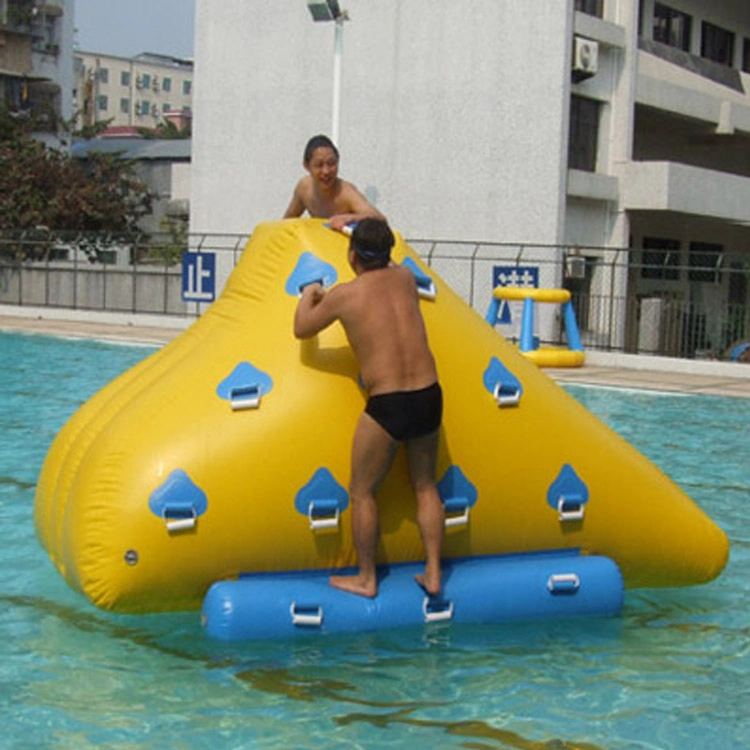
[332,265,438,396]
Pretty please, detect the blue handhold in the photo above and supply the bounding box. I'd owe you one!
[285,252,338,296]
[482,357,523,405]
[438,466,478,525]
[547,464,589,513]
[294,468,349,522]
[149,469,208,521]
[401,257,436,298]
[437,465,478,513]
[216,362,273,403]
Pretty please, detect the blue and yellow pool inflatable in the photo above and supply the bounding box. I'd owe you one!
[34,219,728,631]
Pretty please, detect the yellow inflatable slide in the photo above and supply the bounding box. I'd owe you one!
[34,219,728,614]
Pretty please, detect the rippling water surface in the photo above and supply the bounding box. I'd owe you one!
[1,332,747,750]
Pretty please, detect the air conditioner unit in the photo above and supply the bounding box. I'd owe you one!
[572,36,598,82]
[135,75,143,89]
[565,255,587,280]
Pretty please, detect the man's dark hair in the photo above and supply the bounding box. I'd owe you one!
[303,134,339,164]
[350,218,394,270]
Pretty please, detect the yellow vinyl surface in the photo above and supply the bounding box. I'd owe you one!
[34,219,729,612]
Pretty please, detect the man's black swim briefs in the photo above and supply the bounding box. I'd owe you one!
[365,382,442,441]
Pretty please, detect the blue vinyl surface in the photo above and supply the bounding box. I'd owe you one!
[202,551,624,641]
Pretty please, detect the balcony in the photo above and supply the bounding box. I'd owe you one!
[0,27,32,75]
[1,1,34,33]
[637,43,750,135]
[620,161,750,225]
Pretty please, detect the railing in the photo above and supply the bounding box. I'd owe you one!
[0,230,249,317]
[1,230,748,360]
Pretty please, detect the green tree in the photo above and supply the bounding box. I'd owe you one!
[138,118,191,140]
[0,107,153,233]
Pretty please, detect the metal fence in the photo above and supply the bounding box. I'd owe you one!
[0,230,249,317]
[1,230,748,360]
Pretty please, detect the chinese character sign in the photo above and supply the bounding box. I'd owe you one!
[491,266,539,324]
[182,252,216,303]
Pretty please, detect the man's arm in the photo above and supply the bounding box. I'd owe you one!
[294,283,342,339]
[283,180,307,219]
[328,183,386,231]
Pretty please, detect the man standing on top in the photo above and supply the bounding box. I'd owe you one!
[284,135,386,232]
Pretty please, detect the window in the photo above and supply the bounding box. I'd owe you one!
[138,100,150,116]
[162,77,172,92]
[182,80,192,95]
[120,98,129,114]
[98,67,109,84]
[702,22,734,67]
[653,4,692,52]
[689,242,722,282]
[142,73,151,89]
[163,103,171,112]
[742,38,750,73]
[641,237,680,280]
[574,0,602,18]
[97,95,108,111]
[121,70,130,86]
[568,95,600,172]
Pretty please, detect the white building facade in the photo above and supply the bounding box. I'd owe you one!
[190,0,750,355]
[74,51,193,131]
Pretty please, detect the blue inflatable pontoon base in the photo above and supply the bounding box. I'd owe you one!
[201,551,624,641]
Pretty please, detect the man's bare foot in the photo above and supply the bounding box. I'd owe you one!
[330,574,377,598]
[415,566,441,597]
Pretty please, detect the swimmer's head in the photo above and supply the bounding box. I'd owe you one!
[304,134,339,165]
[350,218,394,270]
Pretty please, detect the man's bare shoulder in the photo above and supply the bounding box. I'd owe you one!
[336,180,372,210]
[379,263,417,287]
[295,175,315,200]
[352,265,414,297]
[337,179,362,197]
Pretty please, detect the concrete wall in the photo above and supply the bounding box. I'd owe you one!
[0,264,185,314]
[191,0,573,244]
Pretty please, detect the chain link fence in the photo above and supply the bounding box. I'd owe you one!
[1,229,748,360]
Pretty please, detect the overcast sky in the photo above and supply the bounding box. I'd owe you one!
[74,0,196,59]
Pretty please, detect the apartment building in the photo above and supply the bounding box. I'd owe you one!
[0,0,74,138]
[574,0,750,353]
[189,0,750,354]
[74,51,193,131]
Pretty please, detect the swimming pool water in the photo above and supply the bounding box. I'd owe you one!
[1,331,748,750]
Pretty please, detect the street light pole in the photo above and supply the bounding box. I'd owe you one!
[306,1,349,147]
[331,16,344,146]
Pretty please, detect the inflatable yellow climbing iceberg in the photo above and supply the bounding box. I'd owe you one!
[34,219,729,613]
